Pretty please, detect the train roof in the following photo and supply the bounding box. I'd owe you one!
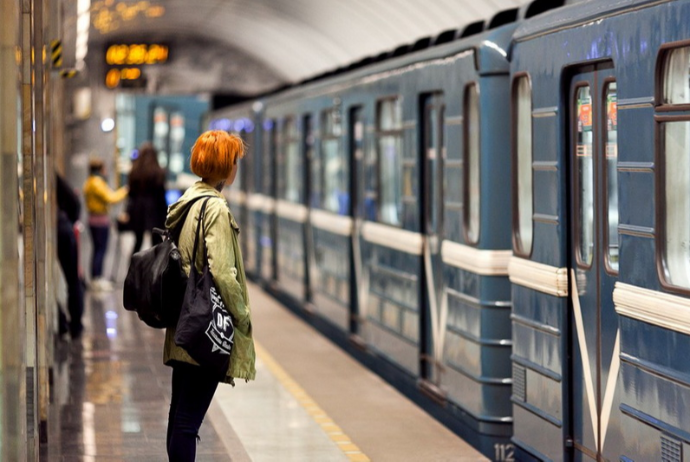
[257,23,520,107]
[208,0,566,114]
[514,0,670,42]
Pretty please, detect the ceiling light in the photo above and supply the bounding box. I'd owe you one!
[101,118,115,132]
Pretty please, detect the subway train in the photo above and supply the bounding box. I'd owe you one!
[209,0,690,460]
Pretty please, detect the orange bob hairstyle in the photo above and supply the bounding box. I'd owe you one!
[190,130,245,181]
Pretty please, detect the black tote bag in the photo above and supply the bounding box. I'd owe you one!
[174,198,234,379]
[123,195,213,328]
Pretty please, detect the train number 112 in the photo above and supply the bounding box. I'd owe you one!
[494,443,515,461]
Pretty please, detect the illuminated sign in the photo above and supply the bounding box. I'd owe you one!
[105,43,169,65]
[105,67,146,89]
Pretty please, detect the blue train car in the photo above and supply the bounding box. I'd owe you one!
[249,15,524,458]
[262,92,354,331]
[209,103,262,278]
[509,0,690,460]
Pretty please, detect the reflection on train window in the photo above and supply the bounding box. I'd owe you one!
[262,119,275,195]
[377,98,403,226]
[662,46,690,105]
[662,121,690,288]
[576,85,594,267]
[514,76,533,255]
[169,112,185,174]
[321,108,348,214]
[362,114,377,222]
[660,46,690,290]
[604,82,619,272]
[240,130,253,192]
[423,93,445,235]
[303,115,315,206]
[464,84,480,244]
[283,117,301,203]
[229,128,244,193]
[153,107,170,168]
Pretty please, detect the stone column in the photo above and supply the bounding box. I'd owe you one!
[21,0,39,457]
[0,0,27,458]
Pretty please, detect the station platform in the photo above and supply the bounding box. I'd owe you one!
[41,280,486,461]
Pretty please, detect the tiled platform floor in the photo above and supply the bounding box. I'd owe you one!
[42,290,231,461]
[41,279,486,461]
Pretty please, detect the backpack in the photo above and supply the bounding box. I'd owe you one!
[123,195,213,328]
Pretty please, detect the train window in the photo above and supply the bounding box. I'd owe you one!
[513,75,533,255]
[659,45,690,290]
[321,108,347,214]
[377,98,403,226]
[662,121,690,288]
[604,82,619,272]
[262,119,275,195]
[238,129,253,192]
[662,46,690,105]
[463,84,480,244]
[304,115,316,207]
[575,85,594,267]
[283,117,301,203]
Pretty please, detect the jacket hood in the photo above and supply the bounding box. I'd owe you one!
[165,181,223,231]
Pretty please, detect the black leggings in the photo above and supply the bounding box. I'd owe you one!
[167,363,220,461]
[89,224,109,278]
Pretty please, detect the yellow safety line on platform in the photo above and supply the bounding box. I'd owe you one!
[255,342,371,462]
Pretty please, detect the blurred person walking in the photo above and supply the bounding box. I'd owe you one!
[164,130,255,461]
[83,158,128,291]
[126,142,168,256]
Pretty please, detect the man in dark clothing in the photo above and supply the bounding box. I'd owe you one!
[56,172,84,339]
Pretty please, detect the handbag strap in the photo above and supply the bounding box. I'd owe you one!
[190,197,213,270]
[169,195,215,244]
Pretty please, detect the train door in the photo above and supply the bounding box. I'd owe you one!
[420,93,445,383]
[350,106,365,337]
[567,63,619,460]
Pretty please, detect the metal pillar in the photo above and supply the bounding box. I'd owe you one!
[0,0,28,458]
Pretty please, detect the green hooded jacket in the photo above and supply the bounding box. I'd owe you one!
[163,181,256,383]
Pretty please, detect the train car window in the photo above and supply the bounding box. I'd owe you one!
[304,115,316,207]
[377,98,403,226]
[463,84,480,244]
[233,127,253,194]
[662,121,690,288]
[575,85,594,267]
[662,46,690,105]
[284,117,301,203]
[321,108,347,214]
[262,119,275,195]
[604,82,619,273]
[659,45,690,290]
[365,114,378,221]
[513,75,533,256]
[228,125,244,195]
[423,93,445,235]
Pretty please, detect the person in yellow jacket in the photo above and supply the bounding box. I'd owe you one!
[83,158,127,291]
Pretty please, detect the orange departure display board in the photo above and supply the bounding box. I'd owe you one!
[105,43,169,66]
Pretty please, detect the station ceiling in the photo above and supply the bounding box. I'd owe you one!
[81,0,530,94]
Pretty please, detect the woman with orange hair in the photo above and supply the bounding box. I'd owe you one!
[163,130,255,461]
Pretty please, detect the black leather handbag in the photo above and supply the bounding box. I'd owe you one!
[174,198,234,379]
[123,195,212,328]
